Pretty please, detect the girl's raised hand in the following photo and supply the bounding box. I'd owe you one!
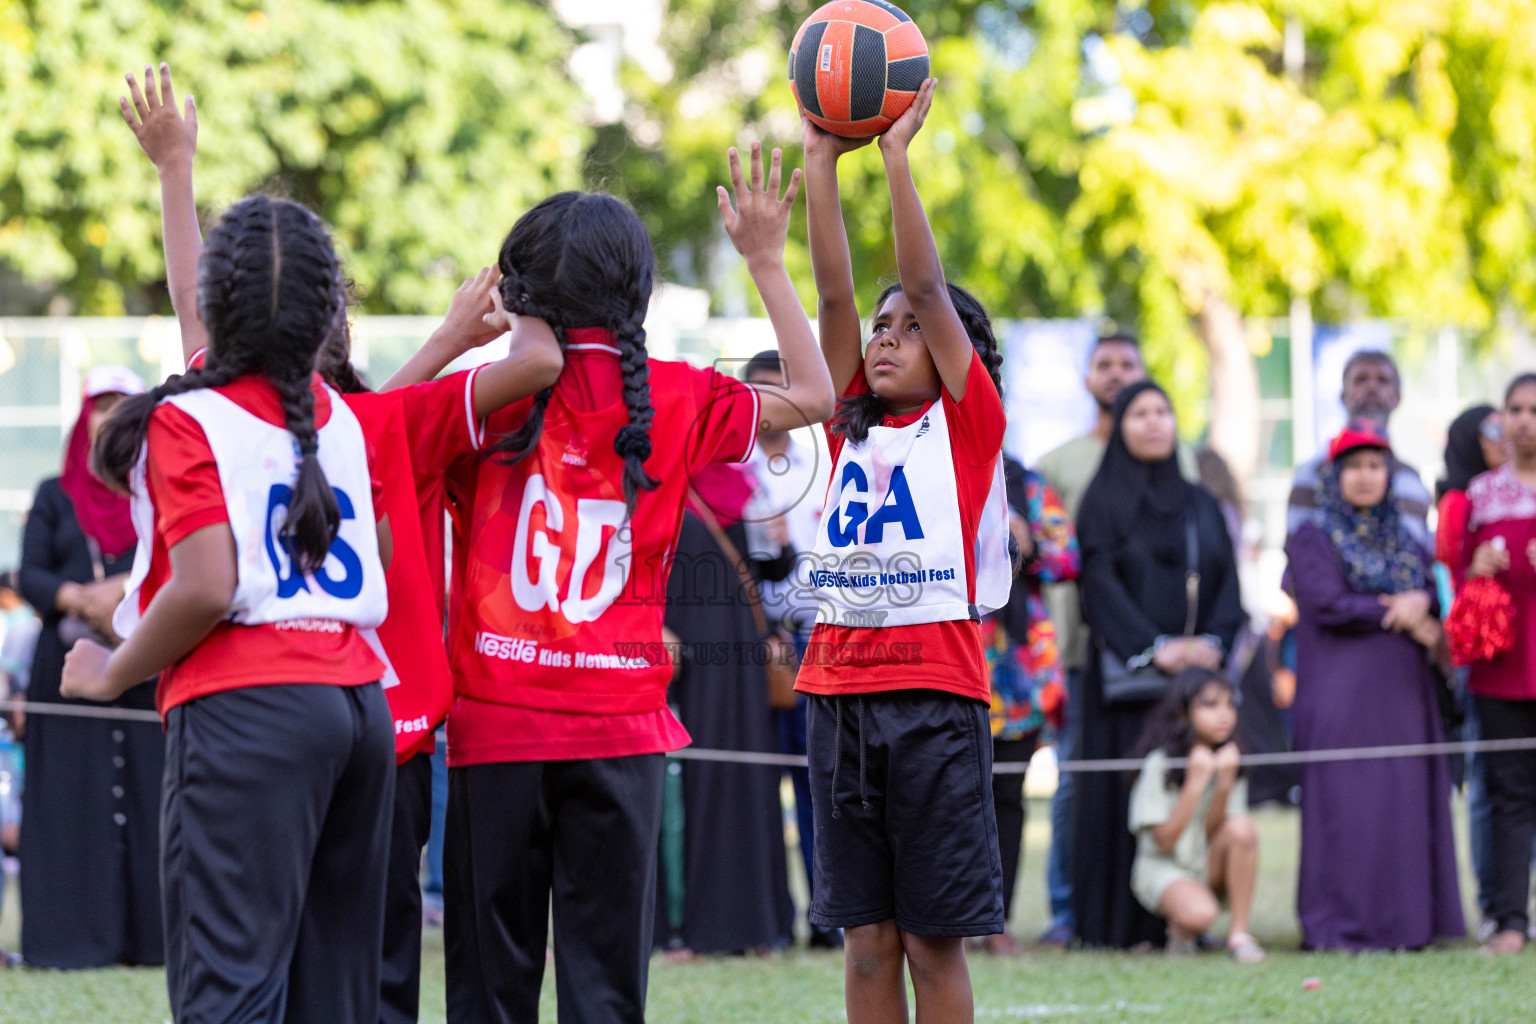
[717,142,803,265]
[121,62,197,171]
[801,111,872,161]
[878,77,936,154]
[434,266,504,356]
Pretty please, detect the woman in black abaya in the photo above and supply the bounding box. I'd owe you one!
[1071,381,1245,949]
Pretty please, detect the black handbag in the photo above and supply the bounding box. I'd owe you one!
[1099,510,1201,704]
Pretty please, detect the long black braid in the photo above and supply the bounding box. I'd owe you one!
[94,194,348,573]
[486,191,659,519]
[831,281,1005,446]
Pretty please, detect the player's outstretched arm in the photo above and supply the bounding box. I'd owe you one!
[718,142,835,432]
[801,115,870,396]
[878,79,974,401]
[120,62,205,364]
[60,523,236,703]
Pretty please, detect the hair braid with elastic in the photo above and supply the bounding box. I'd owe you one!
[614,299,659,518]
[94,194,347,572]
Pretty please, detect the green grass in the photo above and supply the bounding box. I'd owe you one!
[3,798,1535,1023]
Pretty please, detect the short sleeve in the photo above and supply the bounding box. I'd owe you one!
[146,404,228,547]
[942,350,1006,467]
[1128,753,1175,832]
[398,368,486,488]
[684,365,760,466]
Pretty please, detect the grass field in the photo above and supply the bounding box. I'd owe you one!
[2,797,1534,1023]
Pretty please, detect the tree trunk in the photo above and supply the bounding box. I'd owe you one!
[1195,288,1261,502]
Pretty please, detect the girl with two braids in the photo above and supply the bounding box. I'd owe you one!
[422,145,833,1023]
[57,186,398,1023]
[112,62,566,1024]
[797,80,1013,1022]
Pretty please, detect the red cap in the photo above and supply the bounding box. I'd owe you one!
[1328,418,1392,462]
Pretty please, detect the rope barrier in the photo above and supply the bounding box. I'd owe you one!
[6,698,1536,774]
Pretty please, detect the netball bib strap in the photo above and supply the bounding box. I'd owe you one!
[143,385,387,630]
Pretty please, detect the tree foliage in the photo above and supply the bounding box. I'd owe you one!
[0,0,590,314]
[597,0,1536,470]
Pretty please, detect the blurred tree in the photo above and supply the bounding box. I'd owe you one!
[0,0,589,315]
[596,0,1536,490]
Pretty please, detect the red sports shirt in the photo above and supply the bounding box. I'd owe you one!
[444,330,759,766]
[141,373,385,716]
[795,350,1006,702]
[183,350,481,757]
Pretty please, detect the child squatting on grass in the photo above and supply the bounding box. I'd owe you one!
[1129,667,1266,962]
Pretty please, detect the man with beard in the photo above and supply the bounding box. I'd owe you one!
[1034,332,1197,945]
[1286,350,1432,548]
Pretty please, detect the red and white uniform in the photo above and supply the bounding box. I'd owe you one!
[175,349,483,760]
[443,328,760,766]
[795,350,1007,702]
[117,374,388,718]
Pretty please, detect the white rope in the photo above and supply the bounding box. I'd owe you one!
[0,698,159,724]
[7,698,1536,775]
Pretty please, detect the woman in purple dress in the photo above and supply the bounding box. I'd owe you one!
[1287,420,1464,950]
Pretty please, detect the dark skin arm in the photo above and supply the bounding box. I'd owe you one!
[800,116,871,396]
[60,523,237,702]
[877,79,974,401]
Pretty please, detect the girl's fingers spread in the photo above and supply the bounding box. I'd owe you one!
[767,148,782,197]
[118,96,139,128]
[749,140,763,192]
[144,67,159,108]
[126,73,150,121]
[727,148,746,197]
[184,94,197,126]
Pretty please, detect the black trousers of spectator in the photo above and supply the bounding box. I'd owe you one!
[992,735,1040,922]
[1474,695,1536,935]
[445,755,665,1024]
[162,683,394,1024]
[380,751,433,1024]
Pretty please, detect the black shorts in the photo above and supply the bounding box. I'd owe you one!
[806,690,1005,937]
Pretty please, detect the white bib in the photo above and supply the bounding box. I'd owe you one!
[809,402,1009,629]
[114,385,388,637]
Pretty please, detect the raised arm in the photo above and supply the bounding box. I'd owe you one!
[120,63,204,363]
[800,117,870,396]
[717,142,835,432]
[877,80,974,401]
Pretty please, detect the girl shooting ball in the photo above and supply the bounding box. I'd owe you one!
[796,78,1013,1024]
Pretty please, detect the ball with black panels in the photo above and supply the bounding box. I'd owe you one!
[789,0,930,139]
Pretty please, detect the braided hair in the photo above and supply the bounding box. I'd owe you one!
[315,279,371,395]
[94,195,348,573]
[486,191,659,519]
[831,282,1005,445]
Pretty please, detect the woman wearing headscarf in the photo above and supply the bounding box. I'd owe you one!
[653,462,796,955]
[1287,420,1463,951]
[1438,405,1507,593]
[17,366,165,969]
[1072,381,1245,949]
[1435,403,1507,935]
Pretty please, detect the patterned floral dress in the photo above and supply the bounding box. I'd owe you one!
[985,470,1079,742]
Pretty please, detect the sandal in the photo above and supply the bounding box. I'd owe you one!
[1227,933,1267,963]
